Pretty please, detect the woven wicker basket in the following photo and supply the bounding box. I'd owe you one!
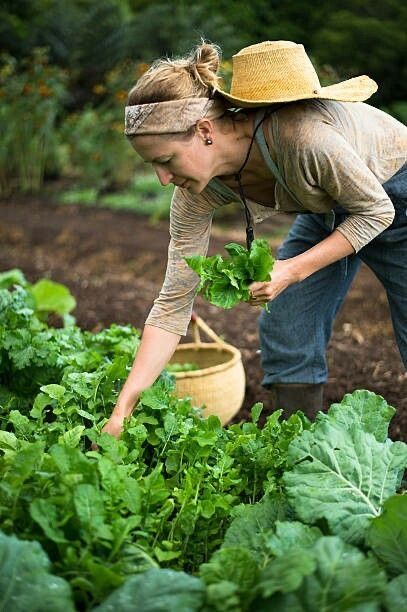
[169,314,245,425]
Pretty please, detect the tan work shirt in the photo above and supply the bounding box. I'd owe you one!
[145,99,407,336]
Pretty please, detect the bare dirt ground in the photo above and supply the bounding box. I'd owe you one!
[1,192,405,441]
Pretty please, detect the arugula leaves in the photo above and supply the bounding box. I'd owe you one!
[185,239,275,309]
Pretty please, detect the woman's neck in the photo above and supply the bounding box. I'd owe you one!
[215,111,271,183]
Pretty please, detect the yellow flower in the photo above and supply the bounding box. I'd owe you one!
[38,83,52,97]
[115,89,128,103]
[92,84,107,95]
[136,63,150,78]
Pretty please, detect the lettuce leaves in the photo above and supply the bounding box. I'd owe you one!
[185,239,274,309]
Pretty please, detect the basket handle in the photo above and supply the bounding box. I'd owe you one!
[191,311,227,345]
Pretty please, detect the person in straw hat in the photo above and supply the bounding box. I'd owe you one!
[103,40,407,438]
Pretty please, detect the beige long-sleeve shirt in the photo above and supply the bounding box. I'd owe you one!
[146,99,407,336]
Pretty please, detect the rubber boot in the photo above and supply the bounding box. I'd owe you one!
[271,383,324,420]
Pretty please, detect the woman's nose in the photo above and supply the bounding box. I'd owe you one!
[153,164,173,186]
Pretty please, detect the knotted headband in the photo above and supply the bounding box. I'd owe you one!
[124,97,226,136]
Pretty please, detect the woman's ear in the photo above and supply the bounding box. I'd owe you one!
[195,118,214,144]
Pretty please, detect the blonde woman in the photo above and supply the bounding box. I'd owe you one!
[103,41,406,438]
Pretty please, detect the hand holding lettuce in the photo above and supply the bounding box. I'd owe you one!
[185,239,275,309]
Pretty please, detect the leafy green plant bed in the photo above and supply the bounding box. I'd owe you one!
[0,270,406,611]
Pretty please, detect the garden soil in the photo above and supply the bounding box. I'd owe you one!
[1,193,406,441]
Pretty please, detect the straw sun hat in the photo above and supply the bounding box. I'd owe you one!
[214,41,378,107]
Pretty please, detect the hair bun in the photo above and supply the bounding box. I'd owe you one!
[188,41,222,91]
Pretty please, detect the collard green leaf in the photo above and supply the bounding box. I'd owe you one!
[327,390,395,442]
[200,547,259,609]
[383,575,407,611]
[205,581,241,612]
[94,568,205,612]
[284,417,407,544]
[256,536,386,612]
[367,495,407,575]
[297,537,386,610]
[0,531,74,611]
[223,494,290,556]
[265,521,322,557]
[258,548,316,597]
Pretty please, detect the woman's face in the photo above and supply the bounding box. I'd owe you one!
[130,129,218,194]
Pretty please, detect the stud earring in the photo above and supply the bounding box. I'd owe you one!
[205,138,213,145]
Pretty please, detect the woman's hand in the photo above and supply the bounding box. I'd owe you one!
[102,412,127,438]
[249,259,300,305]
[90,408,133,450]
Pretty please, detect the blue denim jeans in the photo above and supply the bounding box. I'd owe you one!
[259,163,407,386]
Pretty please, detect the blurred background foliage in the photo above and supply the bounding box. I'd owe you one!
[0,0,406,209]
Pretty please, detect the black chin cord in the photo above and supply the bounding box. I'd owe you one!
[234,111,271,250]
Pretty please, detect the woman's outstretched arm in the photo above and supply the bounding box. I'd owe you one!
[101,324,181,438]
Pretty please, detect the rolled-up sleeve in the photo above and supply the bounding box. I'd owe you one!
[294,125,395,252]
[145,187,215,336]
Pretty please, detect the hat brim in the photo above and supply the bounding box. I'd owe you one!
[214,75,378,108]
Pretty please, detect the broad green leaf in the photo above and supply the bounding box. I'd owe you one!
[185,239,274,310]
[297,537,386,610]
[209,278,241,309]
[265,521,322,557]
[200,499,215,518]
[40,384,66,401]
[367,495,407,575]
[30,392,51,419]
[76,408,95,421]
[0,269,27,289]
[383,575,407,611]
[93,569,205,612]
[73,483,106,529]
[259,548,316,597]
[249,239,274,281]
[3,441,45,485]
[200,547,259,608]
[154,547,182,562]
[0,430,18,451]
[0,531,74,611]
[327,390,395,442]
[263,537,386,611]
[284,417,407,544]
[30,499,68,543]
[7,410,33,437]
[223,494,290,556]
[29,279,76,315]
[50,444,96,480]
[205,581,241,612]
[59,425,85,448]
[224,243,247,258]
